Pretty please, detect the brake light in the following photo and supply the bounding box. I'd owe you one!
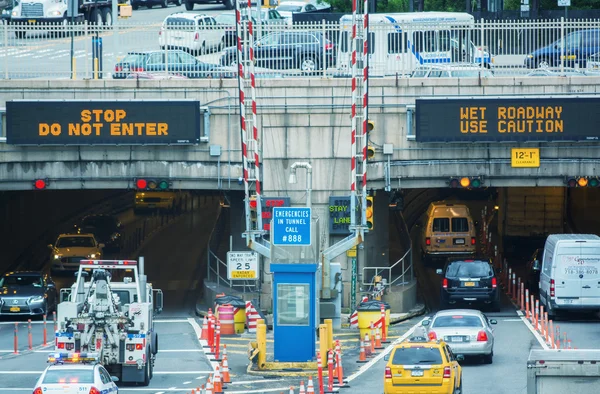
[442,278,448,289]
[158,29,162,36]
[428,331,437,341]
[33,388,43,394]
[550,279,555,297]
[89,388,101,394]
[194,32,199,41]
[115,65,122,72]
[471,237,476,245]
[135,343,143,350]
[477,330,488,341]
[491,277,497,288]
[426,237,431,246]
[385,366,392,379]
[325,42,333,50]
[443,366,451,378]
[132,67,144,72]
[57,342,65,349]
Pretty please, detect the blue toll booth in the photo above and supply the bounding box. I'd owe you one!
[271,263,318,362]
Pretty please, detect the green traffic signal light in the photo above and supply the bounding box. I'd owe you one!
[590,178,600,188]
[471,178,481,188]
[158,180,169,190]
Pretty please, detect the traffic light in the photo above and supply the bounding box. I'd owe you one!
[33,178,48,190]
[366,196,374,230]
[566,177,600,188]
[135,178,171,191]
[367,146,375,160]
[448,176,483,189]
[367,120,374,133]
[249,195,258,229]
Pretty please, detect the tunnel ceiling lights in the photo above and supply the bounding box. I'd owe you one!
[135,178,171,191]
[566,177,600,188]
[448,177,483,189]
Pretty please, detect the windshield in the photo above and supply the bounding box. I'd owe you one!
[446,261,492,278]
[277,5,302,12]
[391,347,443,365]
[0,275,42,287]
[56,237,96,248]
[432,315,483,328]
[43,369,94,384]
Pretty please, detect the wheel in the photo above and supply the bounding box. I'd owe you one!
[184,0,194,10]
[174,0,181,5]
[223,0,234,9]
[132,3,139,9]
[15,30,26,38]
[161,0,167,8]
[300,55,318,72]
[536,58,550,68]
[141,348,151,386]
[545,298,556,320]
[89,8,102,25]
[483,351,493,364]
[454,375,463,394]
[101,8,113,26]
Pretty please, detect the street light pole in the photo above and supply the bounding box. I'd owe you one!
[288,162,313,210]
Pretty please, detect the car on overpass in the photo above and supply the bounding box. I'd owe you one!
[158,13,225,56]
[524,29,600,69]
[131,0,181,10]
[0,271,58,316]
[421,309,497,364]
[383,335,463,394]
[48,234,104,274]
[113,50,234,79]
[410,64,494,78]
[526,67,587,77]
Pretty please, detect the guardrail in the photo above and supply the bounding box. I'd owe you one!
[362,247,413,290]
[3,18,600,79]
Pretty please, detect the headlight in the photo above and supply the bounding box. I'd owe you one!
[54,254,60,259]
[89,253,97,258]
[527,55,533,59]
[47,10,62,16]
[111,232,121,240]
[11,10,18,16]
[29,296,44,303]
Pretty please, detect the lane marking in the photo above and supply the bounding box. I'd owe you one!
[155,319,191,323]
[187,317,220,372]
[515,309,550,350]
[158,349,203,353]
[0,370,212,375]
[182,381,192,384]
[230,378,284,385]
[502,318,524,322]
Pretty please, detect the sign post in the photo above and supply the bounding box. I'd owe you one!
[351,258,357,309]
[558,0,570,18]
[272,207,311,246]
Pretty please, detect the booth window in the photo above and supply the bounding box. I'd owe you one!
[277,283,310,326]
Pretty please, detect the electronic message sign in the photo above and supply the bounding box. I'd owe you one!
[415,96,600,143]
[261,197,291,231]
[329,196,359,235]
[6,100,201,145]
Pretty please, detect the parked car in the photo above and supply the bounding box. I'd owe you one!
[220,31,336,72]
[159,13,225,55]
[113,50,234,79]
[48,233,104,274]
[587,52,600,70]
[0,271,58,316]
[525,248,542,293]
[183,0,235,11]
[526,67,587,77]
[421,309,497,364]
[215,11,256,47]
[437,258,501,311]
[524,29,600,69]
[276,1,319,24]
[76,214,123,252]
[131,0,181,10]
[126,72,188,79]
[411,64,494,78]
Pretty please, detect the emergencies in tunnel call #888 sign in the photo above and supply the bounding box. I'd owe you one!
[272,207,311,246]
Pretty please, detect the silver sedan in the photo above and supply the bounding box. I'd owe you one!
[421,309,497,364]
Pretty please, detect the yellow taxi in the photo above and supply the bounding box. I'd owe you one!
[384,336,463,394]
[134,191,178,213]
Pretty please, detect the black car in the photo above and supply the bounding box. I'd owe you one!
[438,258,500,311]
[525,248,542,293]
[77,214,123,252]
[220,31,336,73]
[113,50,235,79]
[131,0,181,10]
[0,272,57,317]
[214,11,256,48]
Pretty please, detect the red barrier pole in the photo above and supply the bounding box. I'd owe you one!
[317,352,325,394]
[13,323,18,354]
[327,350,335,392]
[43,314,47,346]
[525,289,530,319]
[208,317,214,351]
[520,283,524,311]
[28,319,33,351]
[215,322,221,360]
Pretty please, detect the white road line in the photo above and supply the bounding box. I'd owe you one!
[153,371,213,375]
[182,381,192,384]
[516,310,550,350]
[502,319,524,322]
[230,378,284,385]
[155,319,190,323]
[187,317,220,372]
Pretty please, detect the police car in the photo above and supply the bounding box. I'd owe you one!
[33,352,119,394]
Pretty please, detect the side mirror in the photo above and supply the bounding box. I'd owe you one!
[474,220,479,227]
[489,319,498,325]
[436,269,443,275]
[421,319,430,327]
[111,376,120,382]
[456,354,465,362]
[47,244,54,249]
[154,289,164,315]
[384,355,389,361]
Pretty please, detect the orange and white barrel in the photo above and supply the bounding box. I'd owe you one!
[219,304,235,335]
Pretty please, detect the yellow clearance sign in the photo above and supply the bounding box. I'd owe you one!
[511,148,540,168]
[6,100,201,145]
[415,97,600,143]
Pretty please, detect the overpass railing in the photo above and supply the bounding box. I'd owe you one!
[3,18,600,80]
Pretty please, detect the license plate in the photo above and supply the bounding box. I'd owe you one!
[10,306,20,312]
[28,19,36,23]
[451,336,464,342]
[455,239,465,244]
[411,369,424,377]
[463,282,475,287]
[563,299,574,304]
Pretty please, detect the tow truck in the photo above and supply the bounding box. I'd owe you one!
[56,259,163,386]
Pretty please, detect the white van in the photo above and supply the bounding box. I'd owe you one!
[539,234,600,319]
[158,13,225,55]
[336,12,492,77]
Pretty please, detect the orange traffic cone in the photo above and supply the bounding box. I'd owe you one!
[221,355,231,384]
[307,376,315,394]
[213,366,224,393]
[364,333,372,357]
[375,327,382,349]
[357,340,367,363]
[201,315,209,341]
[191,390,196,394]
[370,333,376,354]
[299,380,306,394]
[289,386,295,394]
[205,376,213,394]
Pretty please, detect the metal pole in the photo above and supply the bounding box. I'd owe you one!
[306,166,312,211]
[70,14,74,79]
[351,258,357,308]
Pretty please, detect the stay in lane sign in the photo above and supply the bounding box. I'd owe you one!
[272,207,311,246]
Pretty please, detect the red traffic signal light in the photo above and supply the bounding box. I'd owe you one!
[135,179,171,190]
[34,179,47,190]
[136,179,148,189]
